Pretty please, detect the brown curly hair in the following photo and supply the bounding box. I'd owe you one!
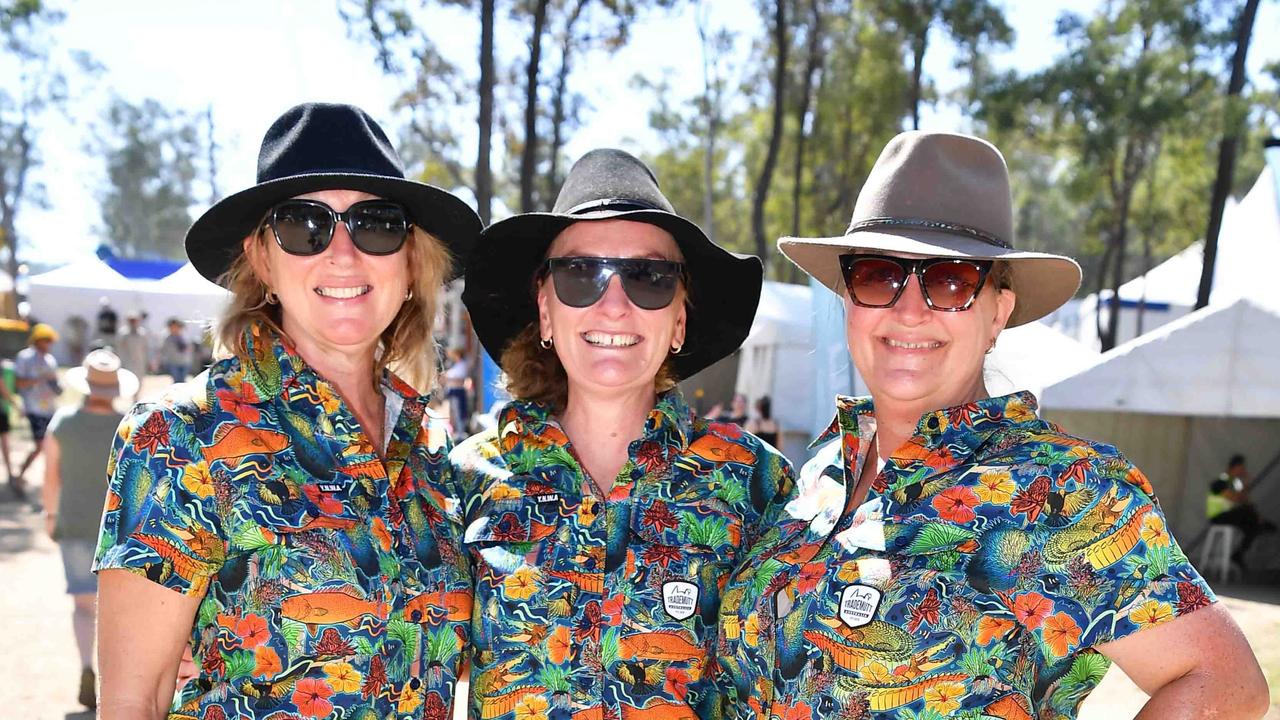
[216,225,450,393]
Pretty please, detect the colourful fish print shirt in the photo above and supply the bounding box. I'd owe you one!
[715,392,1214,720]
[94,325,470,720]
[450,390,795,720]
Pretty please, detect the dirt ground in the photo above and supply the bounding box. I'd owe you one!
[2,375,1276,718]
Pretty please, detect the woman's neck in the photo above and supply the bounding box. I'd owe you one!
[872,382,989,460]
[289,335,384,449]
[558,384,657,494]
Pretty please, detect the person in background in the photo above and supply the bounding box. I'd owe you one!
[442,346,471,435]
[94,102,480,719]
[157,317,190,382]
[116,312,150,394]
[453,148,793,719]
[41,348,138,711]
[744,395,780,449]
[12,322,62,499]
[717,131,1268,719]
[0,359,16,488]
[1208,454,1277,570]
[96,296,119,347]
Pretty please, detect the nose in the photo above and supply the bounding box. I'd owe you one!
[595,274,632,317]
[891,275,932,326]
[324,220,359,264]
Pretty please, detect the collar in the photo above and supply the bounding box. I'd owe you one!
[812,391,1040,487]
[499,388,694,456]
[238,324,428,485]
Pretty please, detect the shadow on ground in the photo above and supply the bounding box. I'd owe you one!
[0,494,37,556]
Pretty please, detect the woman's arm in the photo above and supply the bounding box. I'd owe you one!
[1097,602,1269,719]
[97,569,202,720]
[41,434,61,537]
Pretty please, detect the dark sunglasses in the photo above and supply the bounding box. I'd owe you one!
[839,253,992,311]
[543,256,685,310]
[265,199,411,256]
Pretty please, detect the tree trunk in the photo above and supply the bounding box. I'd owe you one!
[908,28,927,130]
[750,0,788,270]
[476,0,495,225]
[791,0,822,238]
[1195,0,1260,309]
[519,0,550,213]
[0,113,33,317]
[547,0,588,206]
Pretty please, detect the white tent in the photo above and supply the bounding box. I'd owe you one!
[735,281,815,460]
[986,321,1100,400]
[1055,160,1280,347]
[1040,299,1280,561]
[27,258,144,364]
[141,262,231,324]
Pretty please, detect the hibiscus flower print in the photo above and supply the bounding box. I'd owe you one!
[292,677,335,718]
[1041,611,1081,657]
[1011,591,1053,629]
[503,566,542,601]
[932,485,980,523]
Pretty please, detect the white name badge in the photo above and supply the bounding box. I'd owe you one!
[839,584,882,628]
[662,580,699,621]
[835,496,886,552]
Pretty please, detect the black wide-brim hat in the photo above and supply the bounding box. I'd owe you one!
[465,148,763,379]
[185,102,481,284]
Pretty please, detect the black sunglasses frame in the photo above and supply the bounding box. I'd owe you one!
[838,253,993,311]
[265,199,412,257]
[542,256,686,310]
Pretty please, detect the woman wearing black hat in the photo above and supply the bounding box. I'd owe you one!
[715,132,1267,719]
[93,103,480,719]
[452,149,795,720]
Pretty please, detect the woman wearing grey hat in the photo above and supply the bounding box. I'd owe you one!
[93,103,480,719]
[452,148,795,720]
[715,131,1267,719]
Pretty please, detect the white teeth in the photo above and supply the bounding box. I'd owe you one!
[583,331,641,348]
[884,338,942,350]
[315,285,371,299]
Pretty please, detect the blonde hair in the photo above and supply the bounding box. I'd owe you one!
[500,324,678,413]
[216,225,450,393]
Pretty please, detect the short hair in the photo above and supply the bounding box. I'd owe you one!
[1228,454,1246,469]
[215,225,449,393]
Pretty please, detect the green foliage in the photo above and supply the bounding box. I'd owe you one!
[1062,650,1110,689]
[224,649,256,680]
[281,618,305,654]
[424,625,457,664]
[907,522,978,555]
[601,626,620,669]
[681,512,732,547]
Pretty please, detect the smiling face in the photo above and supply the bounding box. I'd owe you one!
[844,252,1016,414]
[246,189,411,359]
[537,219,687,402]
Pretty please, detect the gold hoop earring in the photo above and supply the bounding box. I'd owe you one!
[671,343,683,354]
[405,288,414,302]
[265,289,278,304]
[540,337,553,350]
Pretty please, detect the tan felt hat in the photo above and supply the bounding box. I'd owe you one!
[778,130,1081,327]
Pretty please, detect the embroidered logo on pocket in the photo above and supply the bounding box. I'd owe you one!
[662,580,699,621]
[839,584,882,628]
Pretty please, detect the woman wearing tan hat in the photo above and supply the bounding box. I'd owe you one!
[452,148,794,720]
[714,131,1267,718]
[41,348,138,710]
[93,103,480,719]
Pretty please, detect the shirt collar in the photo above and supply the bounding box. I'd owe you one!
[811,391,1040,480]
[499,388,694,454]
[239,324,428,483]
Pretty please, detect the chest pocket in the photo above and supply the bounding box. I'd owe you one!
[630,495,744,562]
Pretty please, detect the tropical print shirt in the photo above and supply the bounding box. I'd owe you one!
[715,392,1214,720]
[450,390,795,720]
[94,325,470,720]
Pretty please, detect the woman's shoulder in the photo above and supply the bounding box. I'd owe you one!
[448,425,505,469]
[994,421,1156,499]
[693,416,792,470]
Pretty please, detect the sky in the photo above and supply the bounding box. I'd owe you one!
[8,0,1280,268]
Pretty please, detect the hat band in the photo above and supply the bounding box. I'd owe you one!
[846,217,1012,250]
[565,198,663,216]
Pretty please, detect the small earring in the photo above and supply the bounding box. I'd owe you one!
[986,338,996,354]
[540,337,553,350]
[671,342,683,354]
[405,288,414,301]
[265,289,278,304]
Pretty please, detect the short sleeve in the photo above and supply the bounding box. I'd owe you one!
[1056,459,1216,651]
[93,403,227,597]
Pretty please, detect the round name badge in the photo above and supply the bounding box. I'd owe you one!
[839,584,882,628]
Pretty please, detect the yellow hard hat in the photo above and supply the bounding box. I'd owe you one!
[29,323,58,344]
